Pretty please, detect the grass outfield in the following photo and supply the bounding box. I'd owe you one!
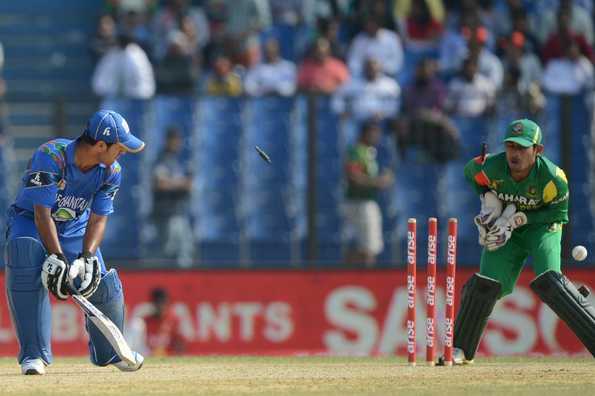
[1,356,594,395]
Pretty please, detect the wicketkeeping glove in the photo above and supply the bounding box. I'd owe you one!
[474,191,503,246]
[485,204,527,251]
[68,251,101,298]
[41,253,71,300]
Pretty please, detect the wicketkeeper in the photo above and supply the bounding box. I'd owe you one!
[439,118,595,364]
[4,110,145,374]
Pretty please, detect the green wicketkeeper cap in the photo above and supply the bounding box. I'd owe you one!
[503,119,542,147]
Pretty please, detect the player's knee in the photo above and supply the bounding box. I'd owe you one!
[88,269,123,305]
[6,237,47,291]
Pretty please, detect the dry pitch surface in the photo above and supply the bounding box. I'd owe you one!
[1,356,594,395]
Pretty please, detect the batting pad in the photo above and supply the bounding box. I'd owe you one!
[85,269,125,366]
[453,273,501,360]
[5,237,53,364]
[530,270,595,357]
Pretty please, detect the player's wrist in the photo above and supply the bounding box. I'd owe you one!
[80,251,94,259]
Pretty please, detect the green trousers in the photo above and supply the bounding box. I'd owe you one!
[480,223,563,297]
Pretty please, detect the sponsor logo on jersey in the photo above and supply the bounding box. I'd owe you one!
[52,193,90,221]
[495,192,542,210]
[25,171,56,188]
[527,186,538,198]
[52,207,76,222]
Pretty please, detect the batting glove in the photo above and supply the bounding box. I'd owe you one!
[41,253,71,300]
[68,251,101,298]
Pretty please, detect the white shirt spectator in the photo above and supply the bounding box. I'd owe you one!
[446,74,496,117]
[542,56,594,95]
[438,29,468,75]
[152,5,210,60]
[477,48,504,90]
[516,53,543,94]
[92,41,155,99]
[244,59,296,96]
[332,75,401,121]
[347,29,404,77]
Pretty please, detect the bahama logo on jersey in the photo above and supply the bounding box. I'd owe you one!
[51,193,90,222]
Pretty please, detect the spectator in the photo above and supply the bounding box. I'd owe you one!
[394,0,445,50]
[89,14,118,63]
[343,120,394,267]
[438,5,481,77]
[297,37,350,94]
[137,288,186,356]
[92,34,155,100]
[222,0,271,68]
[397,57,460,164]
[317,17,347,60]
[501,32,543,100]
[347,16,404,77]
[152,127,195,267]
[104,0,158,22]
[465,26,504,90]
[244,38,296,97]
[204,54,243,96]
[508,7,540,55]
[536,0,594,46]
[152,0,210,61]
[542,40,594,95]
[444,57,496,117]
[119,9,153,56]
[155,30,200,96]
[403,57,447,114]
[497,65,545,117]
[541,7,594,65]
[332,57,400,122]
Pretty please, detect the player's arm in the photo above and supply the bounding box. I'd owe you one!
[525,169,569,225]
[463,156,490,195]
[83,213,108,255]
[34,204,63,255]
[69,165,122,298]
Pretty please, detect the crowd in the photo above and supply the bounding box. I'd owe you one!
[90,0,594,103]
[89,0,595,266]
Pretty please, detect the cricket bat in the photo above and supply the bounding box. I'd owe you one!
[70,289,136,365]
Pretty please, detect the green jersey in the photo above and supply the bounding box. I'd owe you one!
[464,152,569,225]
[345,143,379,201]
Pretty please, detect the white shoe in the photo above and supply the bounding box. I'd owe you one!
[21,358,46,375]
[112,352,144,372]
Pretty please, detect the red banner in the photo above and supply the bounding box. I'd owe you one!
[0,269,593,357]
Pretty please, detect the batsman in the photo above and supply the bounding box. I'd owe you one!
[4,110,145,374]
[441,118,595,364]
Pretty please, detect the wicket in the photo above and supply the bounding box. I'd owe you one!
[407,217,458,366]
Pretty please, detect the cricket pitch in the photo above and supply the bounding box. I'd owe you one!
[1,356,593,395]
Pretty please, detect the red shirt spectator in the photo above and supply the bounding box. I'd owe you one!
[140,288,186,356]
[541,8,594,64]
[298,37,350,94]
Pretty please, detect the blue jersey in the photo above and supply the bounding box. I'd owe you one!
[11,138,122,236]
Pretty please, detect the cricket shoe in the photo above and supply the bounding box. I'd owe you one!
[436,348,474,366]
[112,351,144,372]
[21,358,46,375]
